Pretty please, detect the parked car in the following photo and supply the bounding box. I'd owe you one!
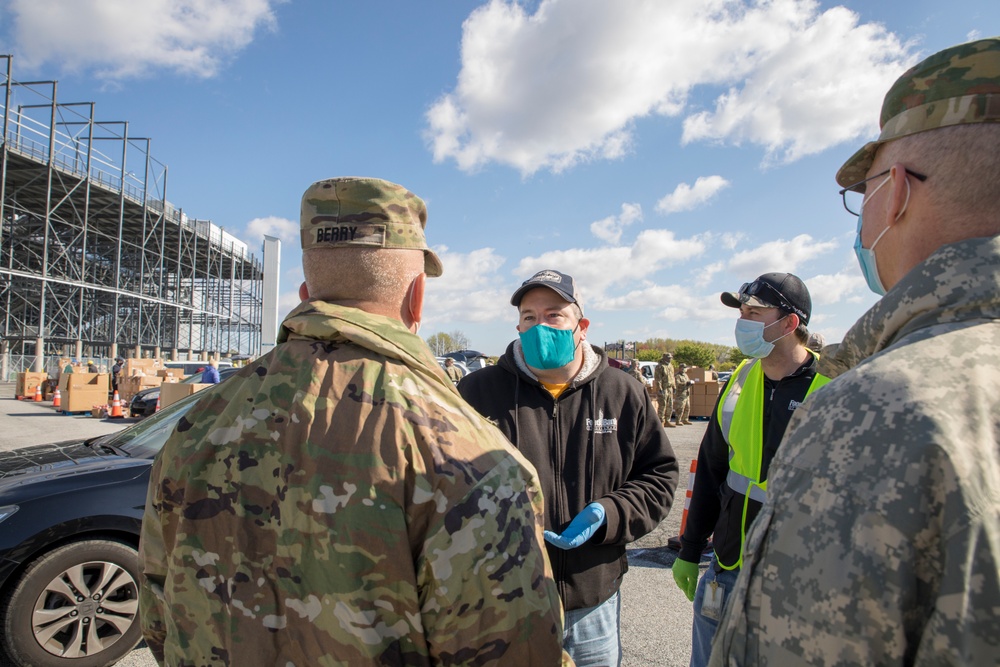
[0,390,205,667]
[637,361,657,388]
[129,366,240,418]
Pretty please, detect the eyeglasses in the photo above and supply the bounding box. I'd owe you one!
[839,168,928,216]
[737,280,807,321]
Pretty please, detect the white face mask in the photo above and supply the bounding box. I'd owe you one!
[734,316,790,358]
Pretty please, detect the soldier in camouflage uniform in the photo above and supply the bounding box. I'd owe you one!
[139,178,568,666]
[628,359,644,384]
[673,363,694,425]
[711,38,1000,666]
[443,356,463,383]
[654,352,676,427]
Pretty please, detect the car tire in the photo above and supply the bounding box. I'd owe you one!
[0,539,142,667]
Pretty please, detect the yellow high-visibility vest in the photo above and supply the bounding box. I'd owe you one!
[715,355,829,569]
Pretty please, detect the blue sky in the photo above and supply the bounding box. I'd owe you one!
[1,1,996,355]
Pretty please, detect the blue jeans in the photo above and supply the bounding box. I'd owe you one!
[690,557,739,667]
[564,591,621,667]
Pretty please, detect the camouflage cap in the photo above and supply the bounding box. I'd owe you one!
[300,177,443,277]
[837,37,1000,188]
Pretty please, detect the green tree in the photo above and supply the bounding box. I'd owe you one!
[672,342,716,369]
[726,346,749,367]
[637,349,665,362]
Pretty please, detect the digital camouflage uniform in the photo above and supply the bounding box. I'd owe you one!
[709,237,1000,665]
[711,37,1000,667]
[654,358,675,424]
[673,367,693,424]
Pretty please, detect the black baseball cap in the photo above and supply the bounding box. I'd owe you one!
[721,272,811,325]
[510,269,579,308]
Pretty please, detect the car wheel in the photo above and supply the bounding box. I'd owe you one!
[1,539,142,667]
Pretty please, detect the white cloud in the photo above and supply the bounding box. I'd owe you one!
[590,203,642,245]
[515,227,707,303]
[601,283,734,323]
[423,246,512,326]
[693,261,727,288]
[805,267,868,306]
[4,0,282,80]
[681,7,917,164]
[245,216,298,246]
[728,234,838,277]
[656,175,730,215]
[426,0,916,175]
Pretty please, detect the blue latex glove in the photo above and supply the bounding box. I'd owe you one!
[544,502,606,550]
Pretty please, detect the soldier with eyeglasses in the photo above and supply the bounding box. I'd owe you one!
[711,38,1000,667]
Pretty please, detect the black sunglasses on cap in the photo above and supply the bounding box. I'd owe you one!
[737,280,807,321]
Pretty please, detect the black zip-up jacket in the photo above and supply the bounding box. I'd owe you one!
[678,355,820,567]
[459,341,679,611]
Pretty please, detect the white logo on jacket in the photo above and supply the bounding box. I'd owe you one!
[587,410,618,434]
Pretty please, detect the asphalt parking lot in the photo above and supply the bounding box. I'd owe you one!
[0,382,707,667]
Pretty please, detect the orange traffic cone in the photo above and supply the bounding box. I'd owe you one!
[33,384,43,402]
[154,394,161,413]
[109,391,124,418]
[52,388,61,410]
[667,460,698,551]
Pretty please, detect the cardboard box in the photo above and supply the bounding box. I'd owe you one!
[157,368,185,379]
[63,383,110,413]
[124,358,166,377]
[689,402,715,418]
[160,382,213,409]
[16,372,49,398]
[686,367,718,383]
[118,375,163,403]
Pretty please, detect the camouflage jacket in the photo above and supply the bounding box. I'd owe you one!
[710,236,1000,666]
[654,361,675,392]
[139,300,567,666]
[673,371,692,399]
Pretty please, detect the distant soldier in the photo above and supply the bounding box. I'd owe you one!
[629,360,644,383]
[139,177,567,666]
[673,363,694,425]
[654,352,676,427]
[443,356,463,383]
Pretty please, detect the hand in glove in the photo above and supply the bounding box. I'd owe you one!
[544,502,606,550]
[672,557,700,601]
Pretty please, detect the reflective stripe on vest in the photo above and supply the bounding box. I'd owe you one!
[715,354,830,569]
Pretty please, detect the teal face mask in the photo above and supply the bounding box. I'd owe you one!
[519,324,579,369]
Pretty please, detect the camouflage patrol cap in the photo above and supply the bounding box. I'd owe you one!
[837,37,1000,188]
[300,177,443,277]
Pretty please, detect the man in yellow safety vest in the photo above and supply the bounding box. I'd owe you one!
[671,272,829,667]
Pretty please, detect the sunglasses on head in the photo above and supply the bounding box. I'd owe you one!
[737,281,806,321]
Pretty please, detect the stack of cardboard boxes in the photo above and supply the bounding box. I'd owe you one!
[686,366,722,419]
[15,372,48,400]
[117,358,166,404]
